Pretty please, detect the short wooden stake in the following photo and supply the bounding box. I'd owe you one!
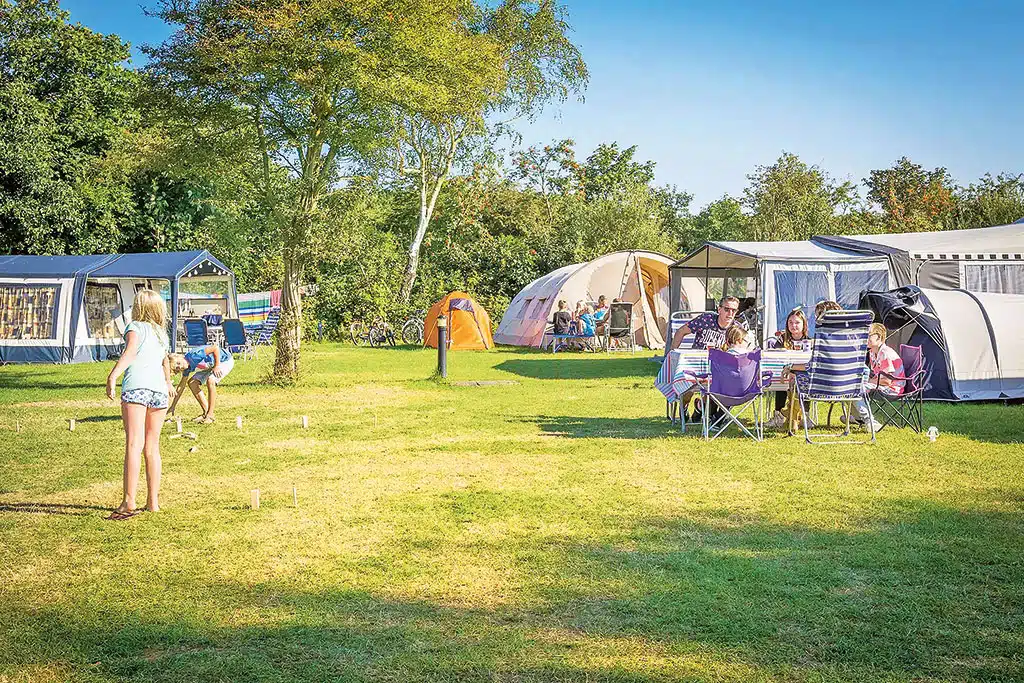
[176,417,182,433]
[16,420,21,433]
[292,486,298,507]
[250,488,260,510]
[68,418,75,432]
[189,445,198,453]
[236,415,243,430]
[301,415,308,429]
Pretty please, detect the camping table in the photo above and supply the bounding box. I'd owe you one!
[655,349,813,402]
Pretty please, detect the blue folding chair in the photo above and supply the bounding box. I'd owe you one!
[221,318,254,360]
[684,349,773,441]
[183,318,209,349]
[793,310,876,445]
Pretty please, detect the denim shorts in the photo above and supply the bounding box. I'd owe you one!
[121,388,169,410]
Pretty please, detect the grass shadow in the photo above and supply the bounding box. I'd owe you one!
[496,356,659,380]
[0,501,109,516]
[523,414,680,439]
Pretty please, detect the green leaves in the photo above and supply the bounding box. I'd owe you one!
[0,0,139,255]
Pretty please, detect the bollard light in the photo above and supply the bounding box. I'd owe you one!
[436,315,448,379]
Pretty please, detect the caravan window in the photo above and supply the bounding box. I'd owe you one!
[0,284,59,339]
[963,264,1024,295]
[85,283,124,339]
[835,270,889,309]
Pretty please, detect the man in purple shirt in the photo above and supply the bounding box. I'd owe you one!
[669,295,742,422]
[671,296,741,350]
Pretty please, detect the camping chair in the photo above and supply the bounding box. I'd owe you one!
[664,311,702,423]
[870,344,926,433]
[792,310,876,445]
[183,318,209,349]
[221,318,255,361]
[605,302,634,353]
[254,306,281,345]
[683,349,772,441]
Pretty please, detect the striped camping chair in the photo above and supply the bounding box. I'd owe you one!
[793,310,876,445]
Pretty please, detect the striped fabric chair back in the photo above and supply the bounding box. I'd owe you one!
[255,306,281,345]
[804,310,873,400]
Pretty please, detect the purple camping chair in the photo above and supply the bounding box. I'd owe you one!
[869,344,927,432]
[683,349,773,441]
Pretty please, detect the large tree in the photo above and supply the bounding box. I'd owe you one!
[384,0,588,303]
[743,152,855,241]
[953,173,1024,230]
[865,156,956,232]
[0,0,139,255]
[145,0,463,379]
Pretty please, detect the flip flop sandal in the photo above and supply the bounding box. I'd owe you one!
[105,509,142,521]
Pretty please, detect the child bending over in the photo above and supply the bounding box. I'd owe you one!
[168,344,234,424]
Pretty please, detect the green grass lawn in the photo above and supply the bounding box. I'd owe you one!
[1,345,1022,682]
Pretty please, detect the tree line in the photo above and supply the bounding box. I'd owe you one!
[3,0,1023,379]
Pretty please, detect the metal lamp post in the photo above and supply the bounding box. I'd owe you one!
[436,315,448,378]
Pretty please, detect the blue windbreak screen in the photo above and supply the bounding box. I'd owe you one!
[835,270,888,309]
[774,270,828,336]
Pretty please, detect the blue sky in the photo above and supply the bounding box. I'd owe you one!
[63,0,1024,207]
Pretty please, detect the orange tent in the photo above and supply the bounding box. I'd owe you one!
[423,291,494,350]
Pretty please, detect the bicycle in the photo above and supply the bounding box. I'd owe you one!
[401,309,426,345]
[349,319,371,346]
[368,316,396,347]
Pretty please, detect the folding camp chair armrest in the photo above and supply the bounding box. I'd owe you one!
[759,370,774,389]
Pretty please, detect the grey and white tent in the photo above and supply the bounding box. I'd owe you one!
[861,286,1024,401]
[669,240,892,343]
[814,223,1024,294]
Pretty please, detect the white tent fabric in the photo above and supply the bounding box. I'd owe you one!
[495,251,701,349]
[814,223,1024,293]
[825,224,1024,258]
[670,241,891,343]
[923,288,1024,400]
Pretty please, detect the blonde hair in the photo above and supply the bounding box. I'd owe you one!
[781,309,809,348]
[723,324,746,349]
[168,353,189,374]
[869,322,887,342]
[132,289,168,346]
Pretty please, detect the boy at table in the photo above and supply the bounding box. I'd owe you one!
[167,344,234,424]
[669,295,742,420]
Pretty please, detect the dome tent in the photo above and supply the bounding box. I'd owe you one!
[860,285,1024,401]
[423,291,494,350]
[495,250,702,349]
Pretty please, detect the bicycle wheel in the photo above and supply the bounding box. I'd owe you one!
[349,321,368,346]
[368,318,387,347]
[402,319,424,345]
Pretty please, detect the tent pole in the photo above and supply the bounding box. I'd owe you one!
[170,278,179,353]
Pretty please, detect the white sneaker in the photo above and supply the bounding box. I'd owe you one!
[765,411,787,429]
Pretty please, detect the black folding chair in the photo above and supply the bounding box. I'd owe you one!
[870,344,926,432]
[604,302,634,353]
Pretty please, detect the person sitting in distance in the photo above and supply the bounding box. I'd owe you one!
[550,300,572,336]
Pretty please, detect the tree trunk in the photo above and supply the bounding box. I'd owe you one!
[399,170,447,303]
[274,242,303,381]
[399,211,430,303]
